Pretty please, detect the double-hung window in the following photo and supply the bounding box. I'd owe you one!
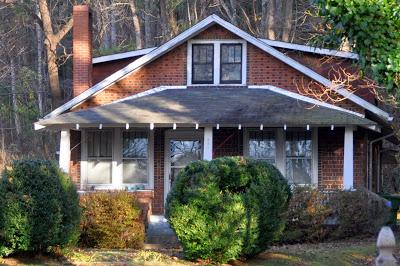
[87,130,113,184]
[285,131,312,184]
[189,41,245,85]
[220,44,242,84]
[248,130,276,164]
[192,44,214,84]
[122,131,149,184]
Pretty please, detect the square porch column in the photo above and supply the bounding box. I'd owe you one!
[203,127,213,161]
[59,130,71,173]
[343,127,354,189]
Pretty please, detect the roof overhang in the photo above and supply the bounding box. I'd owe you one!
[36,86,378,131]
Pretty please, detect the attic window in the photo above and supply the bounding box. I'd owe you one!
[220,44,242,84]
[188,40,246,85]
[192,44,214,84]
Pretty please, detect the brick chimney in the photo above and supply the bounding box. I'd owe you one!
[73,5,92,97]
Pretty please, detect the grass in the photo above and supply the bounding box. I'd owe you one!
[0,239,378,265]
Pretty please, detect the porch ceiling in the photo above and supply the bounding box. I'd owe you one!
[36,87,376,129]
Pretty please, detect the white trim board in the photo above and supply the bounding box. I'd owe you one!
[43,14,392,122]
[92,47,157,64]
[260,39,359,60]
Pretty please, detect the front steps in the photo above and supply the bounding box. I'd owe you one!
[144,215,181,250]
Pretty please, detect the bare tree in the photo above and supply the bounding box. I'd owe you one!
[129,0,143,49]
[37,0,73,106]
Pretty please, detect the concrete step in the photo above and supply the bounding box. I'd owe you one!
[145,215,181,250]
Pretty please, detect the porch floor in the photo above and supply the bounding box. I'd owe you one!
[144,215,181,250]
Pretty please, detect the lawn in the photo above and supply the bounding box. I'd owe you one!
[0,239,378,265]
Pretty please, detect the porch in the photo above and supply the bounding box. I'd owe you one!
[36,86,377,214]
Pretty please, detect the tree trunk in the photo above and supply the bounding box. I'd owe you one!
[36,4,44,115]
[110,9,117,46]
[159,0,169,42]
[144,0,153,47]
[37,0,73,107]
[10,58,21,137]
[282,0,294,42]
[266,0,277,40]
[129,0,143,49]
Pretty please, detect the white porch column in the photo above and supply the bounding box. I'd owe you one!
[203,127,213,161]
[59,130,71,173]
[343,127,354,189]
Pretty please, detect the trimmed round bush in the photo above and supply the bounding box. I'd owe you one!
[166,157,291,263]
[0,160,80,257]
[79,191,145,249]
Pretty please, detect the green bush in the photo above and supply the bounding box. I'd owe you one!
[166,157,291,263]
[282,187,390,243]
[0,160,80,257]
[79,191,145,249]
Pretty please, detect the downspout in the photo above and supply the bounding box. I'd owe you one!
[368,133,395,191]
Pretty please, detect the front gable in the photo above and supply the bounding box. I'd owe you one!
[45,14,391,122]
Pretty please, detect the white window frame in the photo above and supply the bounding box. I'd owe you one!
[81,128,154,190]
[187,39,247,86]
[244,127,318,186]
[164,129,204,204]
[121,129,154,188]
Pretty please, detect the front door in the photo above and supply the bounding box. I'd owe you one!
[164,130,203,204]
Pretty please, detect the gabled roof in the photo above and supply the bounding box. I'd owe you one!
[37,86,376,129]
[44,14,392,121]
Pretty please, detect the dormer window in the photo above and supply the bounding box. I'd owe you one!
[220,44,242,84]
[188,40,247,85]
[192,44,214,84]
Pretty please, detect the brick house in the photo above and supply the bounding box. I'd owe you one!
[36,6,394,215]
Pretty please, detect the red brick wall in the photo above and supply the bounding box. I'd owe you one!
[247,44,364,113]
[69,130,81,188]
[318,127,367,189]
[213,128,243,157]
[194,24,239,39]
[153,128,166,214]
[92,57,138,84]
[76,44,187,110]
[73,6,92,97]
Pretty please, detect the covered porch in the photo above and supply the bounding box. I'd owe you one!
[36,86,377,214]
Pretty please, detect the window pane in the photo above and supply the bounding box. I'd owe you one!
[248,131,276,161]
[170,140,202,167]
[286,159,312,184]
[221,44,242,63]
[123,159,148,184]
[123,132,148,158]
[193,44,213,63]
[87,160,112,184]
[221,64,241,82]
[87,131,112,158]
[193,64,213,82]
[285,131,312,157]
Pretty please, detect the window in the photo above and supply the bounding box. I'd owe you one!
[220,44,242,84]
[192,44,214,84]
[248,131,276,164]
[87,130,113,184]
[122,131,149,184]
[285,131,312,184]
